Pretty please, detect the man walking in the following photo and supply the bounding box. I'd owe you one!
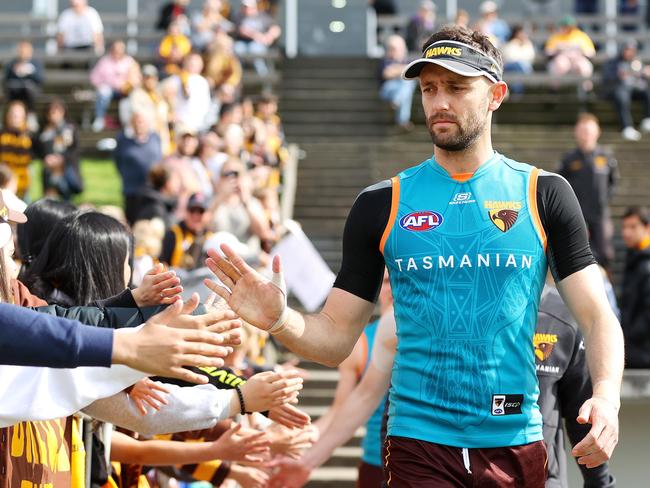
[206,26,624,487]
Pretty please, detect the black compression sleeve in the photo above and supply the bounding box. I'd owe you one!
[332,181,391,303]
[537,172,597,281]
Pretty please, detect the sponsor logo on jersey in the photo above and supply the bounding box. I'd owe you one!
[449,192,475,205]
[393,253,534,272]
[492,394,523,416]
[533,332,558,361]
[399,211,443,232]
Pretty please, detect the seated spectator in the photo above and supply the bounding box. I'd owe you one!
[35,99,83,201]
[56,0,104,54]
[545,15,595,93]
[478,1,510,46]
[90,40,140,132]
[378,35,416,131]
[197,131,228,187]
[131,164,179,229]
[114,112,162,225]
[3,41,43,127]
[204,29,243,106]
[120,64,172,156]
[558,113,617,269]
[162,53,212,133]
[601,40,650,141]
[405,1,436,53]
[191,0,234,52]
[158,19,192,78]
[502,26,536,95]
[0,101,32,200]
[214,102,244,137]
[207,158,272,264]
[621,206,650,368]
[162,127,203,220]
[233,0,281,76]
[156,0,190,32]
[161,193,212,270]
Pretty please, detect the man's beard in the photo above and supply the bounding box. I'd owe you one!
[427,110,487,152]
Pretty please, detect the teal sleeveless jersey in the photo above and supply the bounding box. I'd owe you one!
[360,320,388,467]
[381,153,548,448]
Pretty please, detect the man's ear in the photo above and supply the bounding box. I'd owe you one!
[488,81,508,111]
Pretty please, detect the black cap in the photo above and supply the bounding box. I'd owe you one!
[402,40,502,83]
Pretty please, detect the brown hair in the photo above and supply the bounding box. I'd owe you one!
[422,24,503,75]
[148,164,171,191]
[576,112,599,126]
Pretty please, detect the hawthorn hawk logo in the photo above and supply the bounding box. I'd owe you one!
[489,209,519,232]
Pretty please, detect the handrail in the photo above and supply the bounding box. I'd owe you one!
[280,143,301,223]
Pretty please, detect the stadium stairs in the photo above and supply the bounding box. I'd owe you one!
[280,57,650,487]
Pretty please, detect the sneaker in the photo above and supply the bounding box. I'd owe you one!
[622,126,642,141]
[641,118,650,133]
[92,117,105,133]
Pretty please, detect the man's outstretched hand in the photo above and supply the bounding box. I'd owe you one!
[204,244,286,331]
[112,300,231,384]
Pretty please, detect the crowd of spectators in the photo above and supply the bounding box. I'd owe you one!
[1,0,287,274]
[377,1,650,141]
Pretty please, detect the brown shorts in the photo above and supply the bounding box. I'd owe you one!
[384,436,547,488]
[357,461,384,488]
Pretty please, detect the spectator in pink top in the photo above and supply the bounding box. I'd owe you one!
[89,40,140,132]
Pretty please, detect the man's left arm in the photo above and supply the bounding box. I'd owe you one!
[539,172,624,468]
[557,266,624,468]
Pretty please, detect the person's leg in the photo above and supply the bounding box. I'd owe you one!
[395,80,416,126]
[379,79,402,105]
[384,436,470,487]
[94,85,113,130]
[548,54,571,77]
[248,41,269,76]
[357,461,385,488]
[637,86,650,130]
[472,440,547,488]
[613,84,635,129]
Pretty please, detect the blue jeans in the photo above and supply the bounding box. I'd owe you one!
[504,61,532,95]
[234,40,269,76]
[94,86,122,120]
[380,79,416,125]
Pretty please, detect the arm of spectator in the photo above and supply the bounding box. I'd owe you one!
[110,426,270,465]
[382,63,406,80]
[89,57,107,88]
[83,382,235,435]
[580,33,596,58]
[32,59,45,85]
[262,24,281,46]
[0,302,115,367]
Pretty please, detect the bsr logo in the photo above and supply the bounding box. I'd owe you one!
[399,211,444,232]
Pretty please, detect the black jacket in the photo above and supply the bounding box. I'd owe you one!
[621,244,650,368]
[132,186,177,228]
[558,146,617,223]
[536,286,615,488]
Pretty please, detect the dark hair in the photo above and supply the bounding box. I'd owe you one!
[17,198,77,276]
[576,112,599,126]
[148,164,171,191]
[509,25,524,41]
[422,24,503,75]
[23,211,132,305]
[623,206,650,226]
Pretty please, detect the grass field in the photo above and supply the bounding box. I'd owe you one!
[29,158,123,207]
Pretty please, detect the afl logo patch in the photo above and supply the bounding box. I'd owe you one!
[399,211,444,232]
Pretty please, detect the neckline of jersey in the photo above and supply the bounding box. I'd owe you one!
[427,151,502,182]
